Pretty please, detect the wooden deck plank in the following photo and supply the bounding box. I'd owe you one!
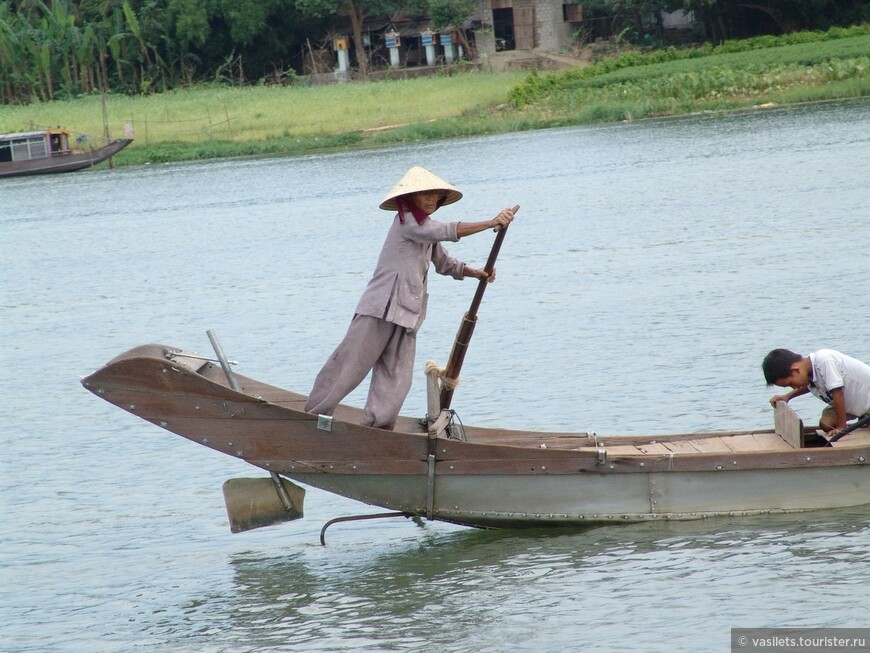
[634,443,673,455]
[690,438,733,453]
[602,445,646,455]
[720,433,792,452]
[661,440,704,454]
[605,432,797,456]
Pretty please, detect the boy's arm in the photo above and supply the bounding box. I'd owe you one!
[828,387,848,432]
[768,386,809,407]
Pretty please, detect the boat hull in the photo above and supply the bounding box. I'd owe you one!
[81,344,870,529]
[285,464,870,528]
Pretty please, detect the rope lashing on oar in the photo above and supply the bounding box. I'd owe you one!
[425,360,460,390]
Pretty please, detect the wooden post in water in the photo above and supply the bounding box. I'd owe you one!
[101,90,114,169]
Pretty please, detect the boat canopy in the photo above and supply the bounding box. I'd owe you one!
[0,129,71,163]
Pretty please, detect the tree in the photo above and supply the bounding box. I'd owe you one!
[293,0,404,77]
[168,0,323,83]
[678,0,869,41]
[582,0,686,43]
[426,0,475,56]
[427,0,473,29]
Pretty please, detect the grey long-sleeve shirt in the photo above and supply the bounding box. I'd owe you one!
[354,212,466,332]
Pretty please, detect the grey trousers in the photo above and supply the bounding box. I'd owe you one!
[304,314,416,430]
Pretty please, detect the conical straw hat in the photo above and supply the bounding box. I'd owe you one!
[379,165,463,211]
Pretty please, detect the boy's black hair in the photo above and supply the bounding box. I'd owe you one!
[762,348,802,385]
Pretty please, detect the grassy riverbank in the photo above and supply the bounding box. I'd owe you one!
[1,25,867,167]
[0,72,526,165]
[509,25,870,124]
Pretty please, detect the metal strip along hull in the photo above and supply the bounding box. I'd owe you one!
[284,466,870,528]
[81,344,870,529]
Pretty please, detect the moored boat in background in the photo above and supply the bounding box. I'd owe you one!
[0,128,131,178]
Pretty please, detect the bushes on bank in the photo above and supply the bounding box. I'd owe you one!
[510,24,870,108]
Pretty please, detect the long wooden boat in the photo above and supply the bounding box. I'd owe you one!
[0,129,132,178]
[81,343,870,530]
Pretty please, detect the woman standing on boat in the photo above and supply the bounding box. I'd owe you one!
[304,165,516,430]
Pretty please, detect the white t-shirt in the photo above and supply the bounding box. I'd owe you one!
[808,349,870,416]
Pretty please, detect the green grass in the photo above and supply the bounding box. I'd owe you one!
[580,36,868,87]
[0,71,525,149]
[2,25,868,168]
[510,24,870,104]
[508,30,870,125]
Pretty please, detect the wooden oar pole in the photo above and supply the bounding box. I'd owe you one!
[439,205,518,411]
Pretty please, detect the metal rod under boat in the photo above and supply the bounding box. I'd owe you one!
[206,329,295,514]
[320,512,412,545]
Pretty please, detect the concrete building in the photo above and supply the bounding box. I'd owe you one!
[474,0,581,53]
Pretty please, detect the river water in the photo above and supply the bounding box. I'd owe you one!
[2,100,869,652]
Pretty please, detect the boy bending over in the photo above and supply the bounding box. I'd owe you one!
[762,348,870,436]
